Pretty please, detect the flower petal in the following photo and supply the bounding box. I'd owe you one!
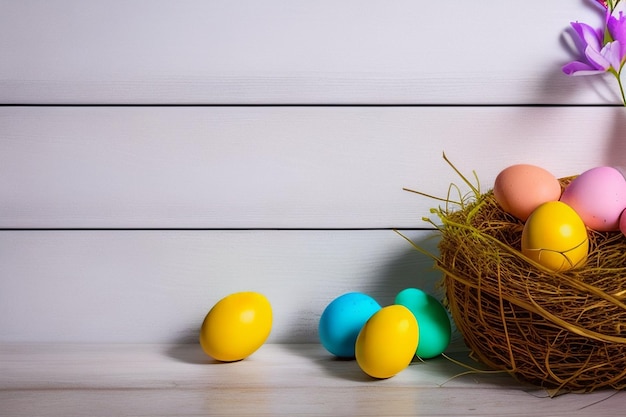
[571,21,604,51]
[608,11,626,47]
[603,40,624,70]
[562,61,607,75]
[585,44,611,70]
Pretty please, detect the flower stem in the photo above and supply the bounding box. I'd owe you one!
[617,73,626,106]
[609,0,622,12]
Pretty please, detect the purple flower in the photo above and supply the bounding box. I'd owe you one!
[562,21,623,75]
[563,2,626,77]
[562,0,626,105]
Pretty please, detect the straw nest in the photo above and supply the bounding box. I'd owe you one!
[412,164,626,393]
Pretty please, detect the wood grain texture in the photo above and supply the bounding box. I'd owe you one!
[3,106,626,228]
[0,0,619,104]
[1,344,624,416]
[3,0,625,411]
[0,229,447,344]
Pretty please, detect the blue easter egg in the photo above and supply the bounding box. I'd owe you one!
[319,292,381,358]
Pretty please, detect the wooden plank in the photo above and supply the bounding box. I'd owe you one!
[0,229,447,344]
[0,0,617,104]
[1,344,624,416]
[1,106,621,229]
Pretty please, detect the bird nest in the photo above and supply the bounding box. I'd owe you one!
[406,159,626,392]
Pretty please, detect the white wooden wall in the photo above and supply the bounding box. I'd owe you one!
[1,0,622,345]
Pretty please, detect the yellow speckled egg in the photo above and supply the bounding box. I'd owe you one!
[199,292,272,362]
[355,305,418,379]
[493,164,562,221]
[521,201,588,271]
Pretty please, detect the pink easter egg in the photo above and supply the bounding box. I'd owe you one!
[560,166,626,232]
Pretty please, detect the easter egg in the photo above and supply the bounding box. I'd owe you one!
[493,164,562,221]
[560,166,626,231]
[355,305,418,379]
[521,201,588,271]
[395,288,451,359]
[199,291,272,362]
[319,292,381,358]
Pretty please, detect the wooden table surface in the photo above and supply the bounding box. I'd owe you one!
[1,343,624,416]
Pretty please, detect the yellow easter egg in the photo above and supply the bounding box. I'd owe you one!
[355,305,418,379]
[199,292,272,362]
[521,201,588,271]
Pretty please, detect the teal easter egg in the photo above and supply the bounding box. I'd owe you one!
[395,288,451,359]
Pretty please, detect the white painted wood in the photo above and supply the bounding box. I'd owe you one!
[1,344,624,416]
[3,0,626,410]
[0,0,619,104]
[2,106,624,229]
[0,229,450,344]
